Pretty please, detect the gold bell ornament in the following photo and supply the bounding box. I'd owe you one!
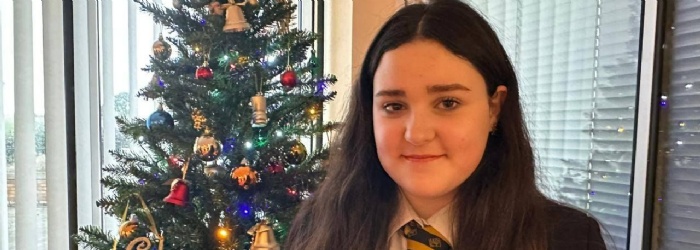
[251,93,267,127]
[247,220,280,250]
[222,0,250,32]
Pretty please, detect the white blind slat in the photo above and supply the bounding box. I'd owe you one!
[467,1,641,249]
[654,0,700,249]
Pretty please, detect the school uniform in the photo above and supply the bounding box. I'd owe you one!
[387,193,607,250]
[388,193,454,250]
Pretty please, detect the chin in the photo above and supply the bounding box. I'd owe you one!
[401,184,456,200]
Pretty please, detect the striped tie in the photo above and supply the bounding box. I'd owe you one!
[401,220,452,250]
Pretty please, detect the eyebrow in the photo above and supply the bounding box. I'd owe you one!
[374,83,470,97]
[374,89,406,97]
[427,83,471,93]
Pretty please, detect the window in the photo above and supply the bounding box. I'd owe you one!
[466,1,643,249]
[1,2,49,249]
[652,0,700,249]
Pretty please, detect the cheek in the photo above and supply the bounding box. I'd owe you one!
[437,133,488,180]
[373,117,404,166]
[451,130,489,164]
[373,116,401,157]
[443,109,492,167]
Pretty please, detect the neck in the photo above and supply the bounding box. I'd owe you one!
[401,190,455,219]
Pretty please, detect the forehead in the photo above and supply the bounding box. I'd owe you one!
[373,39,486,93]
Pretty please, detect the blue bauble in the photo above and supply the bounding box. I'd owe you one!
[147,107,174,130]
[223,137,237,154]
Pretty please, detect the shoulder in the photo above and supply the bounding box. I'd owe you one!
[544,201,607,250]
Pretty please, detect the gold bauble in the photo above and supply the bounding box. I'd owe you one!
[152,35,172,60]
[193,134,222,162]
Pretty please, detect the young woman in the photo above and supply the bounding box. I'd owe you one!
[285,0,607,249]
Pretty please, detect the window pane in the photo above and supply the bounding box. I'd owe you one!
[466,1,642,249]
[652,1,700,249]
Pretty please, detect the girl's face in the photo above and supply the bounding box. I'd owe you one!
[372,39,507,209]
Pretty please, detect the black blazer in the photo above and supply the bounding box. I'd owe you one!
[546,202,607,250]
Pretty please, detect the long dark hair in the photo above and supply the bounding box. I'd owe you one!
[286,0,549,249]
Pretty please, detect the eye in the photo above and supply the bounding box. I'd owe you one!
[382,103,405,112]
[437,97,461,110]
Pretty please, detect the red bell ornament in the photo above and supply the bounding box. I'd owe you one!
[163,179,188,206]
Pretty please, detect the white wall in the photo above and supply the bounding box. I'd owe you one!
[324,0,406,124]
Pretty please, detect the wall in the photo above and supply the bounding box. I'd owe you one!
[323,0,407,123]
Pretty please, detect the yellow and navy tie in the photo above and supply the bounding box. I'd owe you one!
[401,220,452,250]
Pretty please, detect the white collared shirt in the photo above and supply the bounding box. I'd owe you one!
[388,193,455,250]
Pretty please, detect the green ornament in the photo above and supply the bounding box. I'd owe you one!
[254,135,268,149]
[253,128,268,148]
[309,53,320,76]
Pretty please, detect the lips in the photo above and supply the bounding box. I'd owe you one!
[402,154,444,162]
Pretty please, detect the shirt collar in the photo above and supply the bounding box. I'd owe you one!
[388,191,455,244]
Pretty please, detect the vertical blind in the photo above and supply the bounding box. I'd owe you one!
[654,0,700,249]
[466,1,642,249]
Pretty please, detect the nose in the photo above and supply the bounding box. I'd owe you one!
[404,111,436,146]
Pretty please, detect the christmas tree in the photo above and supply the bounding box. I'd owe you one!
[73,0,337,249]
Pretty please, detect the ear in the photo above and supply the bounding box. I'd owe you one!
[489,85,508,129]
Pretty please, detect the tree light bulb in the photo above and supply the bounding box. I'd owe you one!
[265,55,276,64]
[217,228,229,239]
